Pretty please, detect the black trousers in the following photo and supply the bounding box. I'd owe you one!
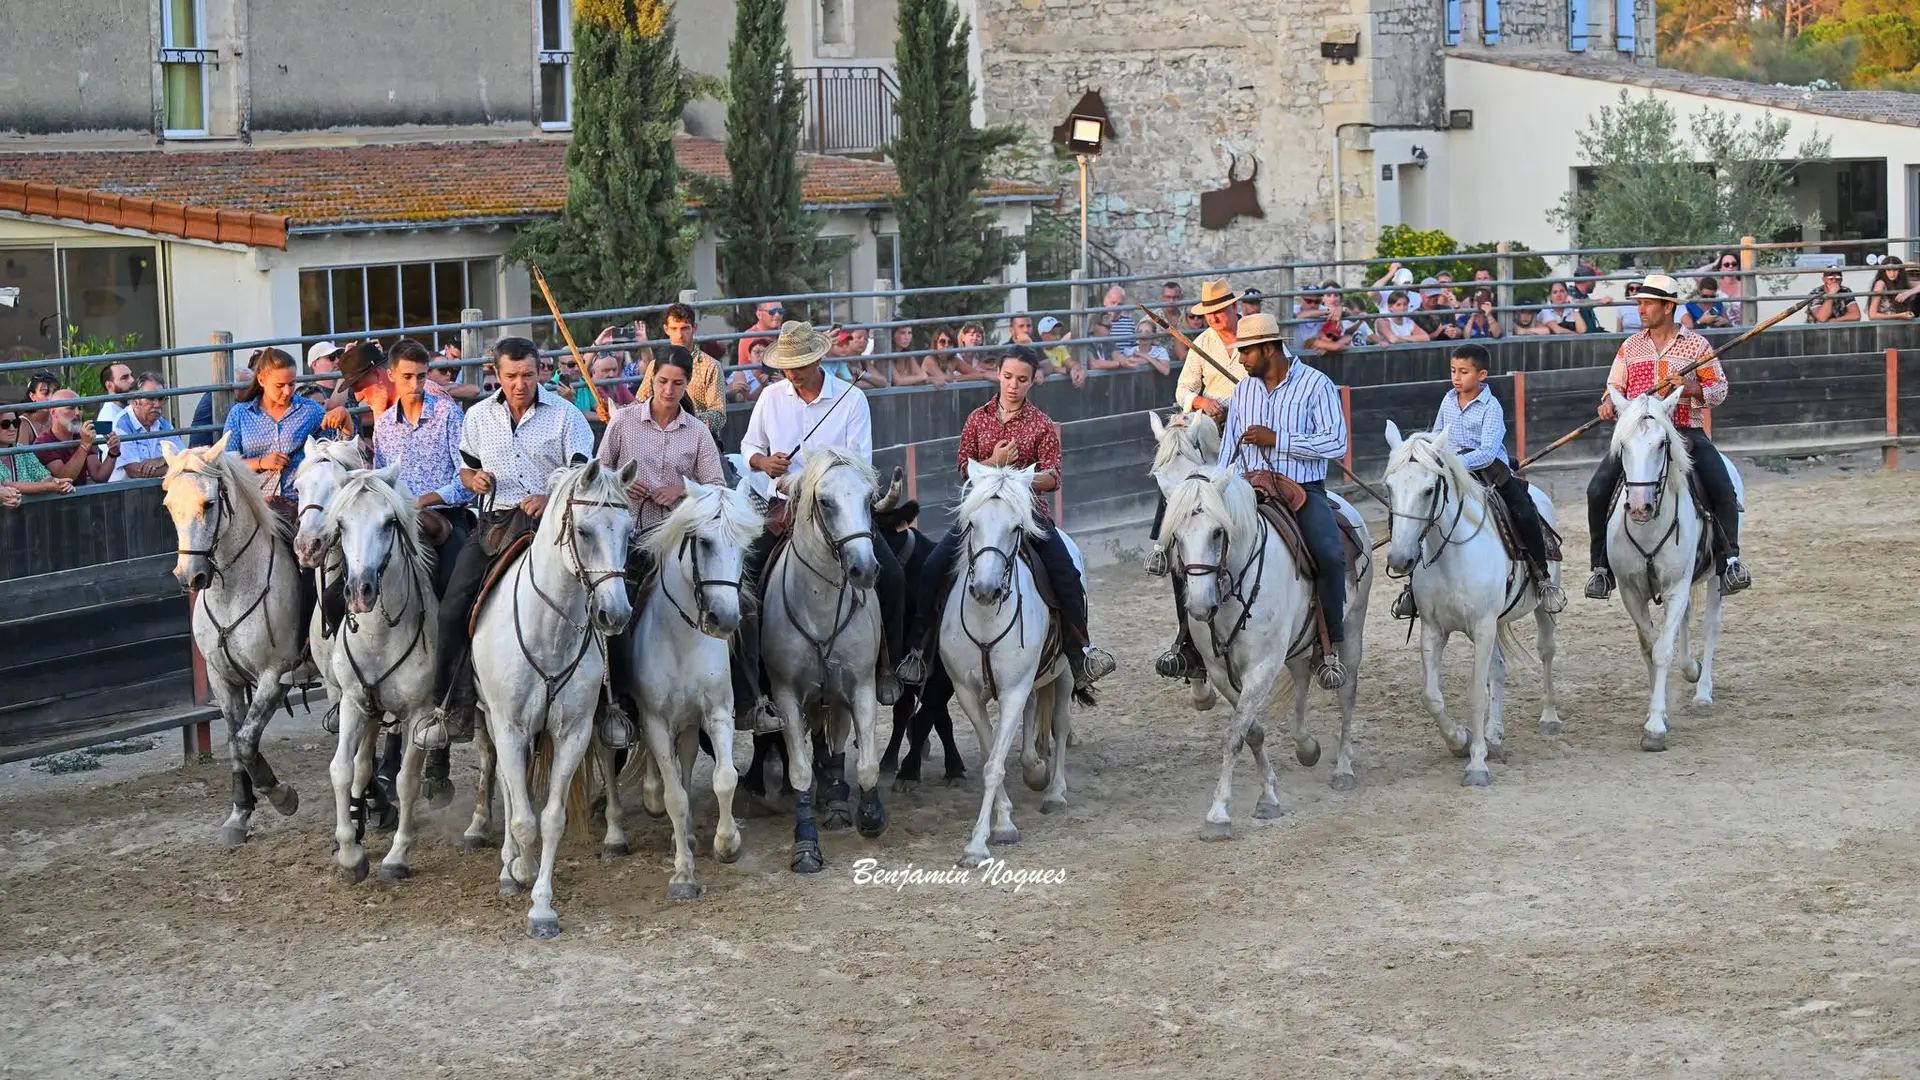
[1587,426,1740,571]
[431,510,529,706]
[1479,469,1551,573]
[908,521,1090,651]
[741,520,905,673]
[427,507,472,599]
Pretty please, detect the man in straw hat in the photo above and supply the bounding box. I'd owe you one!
[1583,272,1750,600]
[1174,278,1250,424]
[739,321,908,709]
[1160,312,1353,688]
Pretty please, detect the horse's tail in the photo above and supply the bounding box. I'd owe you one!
[1497,618,1536,668]
[527,731,597,841]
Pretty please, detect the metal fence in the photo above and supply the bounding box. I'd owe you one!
[4,235,1918,466]
[795,65,900,157]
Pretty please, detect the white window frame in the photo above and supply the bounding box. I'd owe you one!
[538,0,573,131]
[297,258,496,352]
[160,0,211,138]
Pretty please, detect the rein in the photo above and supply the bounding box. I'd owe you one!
[178,472,282,680]
[1167,476,1319,693]
[776,460,873,672]
[1615,429,1690,600]
[337,512,431,716]
[660,525,746,633]
[512,491,630,729]
[958,523,1032,702]
[1389,460,1488,575]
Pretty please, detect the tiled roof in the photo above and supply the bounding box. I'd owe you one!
[1458,54,1920,129]
[0,137,1054,249]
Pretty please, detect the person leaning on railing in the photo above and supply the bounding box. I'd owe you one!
[0,404,75,504]
[111,374,180,481]
[1806,269,1861,323]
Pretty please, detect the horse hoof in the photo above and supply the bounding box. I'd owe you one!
[667,881,702,902]
[1199,821,1234,842]
[1022,758,1049,791]
[266,784,299,817]
[1040,796,1067,815]
[716,841,743,865]
[1641,730,1668,752]
[791,842,824,874]
[856,801,888,839]
[1330,772,1359,792]
[422,776,454,809]
[944,771,968,789]
[1462,766,1492,788]
[511,857,535,886]
[372,805,399,832]
[377,863,411,883]
[1447,740,1471,760]
[1486,739,1507,764]
[499,879,528,897]
[1683,658,1702,683]
[1253,798,1284,819]
[526,915,561,940]
[821,802,852,831]
[219,826,249,847]
[990,826,1020,846]
[1691,694,1714,710]
[1539,717,1565,736]
[457,833,491,853]
[1067,728,1083,749]
[600,842,631,860]
[1296,737,1321,768]
[891,776,917,795]
[340,854,370,885]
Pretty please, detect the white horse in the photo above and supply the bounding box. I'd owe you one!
[320,462,438,883]
[1156,466,1372,838]
[161,436,304,845]
[1604,387,1741,752]
[469,460,637,938]
[615,476,763,899]
[1382,423,1563,786]
[1145,410,1222,711]
[937,462,1078,867]
[761,447,889,874]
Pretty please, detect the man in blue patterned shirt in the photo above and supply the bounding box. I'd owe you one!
[1391,344,1565,620]
[373,341,472,596]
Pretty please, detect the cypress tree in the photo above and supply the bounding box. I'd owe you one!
[889,0,1023,322]
[702,0,847,325]
[511,0,695,331]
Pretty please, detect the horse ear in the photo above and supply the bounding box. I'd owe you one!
[304,435,324,460]
[681,473,705,499]
[374,458,403,488]
[1192,412,1220,453]
[1657,384,1684,411]
[160,440,181,470]
[581,458,602,486]
[209,432,230,457]
[1017,463,1037,482]
[965,458,988,482]
[1385,420,1404,451]
[615,459,638,488]
[1608,387,1631,415]
[1148,410,1167,441]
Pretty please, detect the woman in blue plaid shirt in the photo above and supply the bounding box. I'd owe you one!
[222,347,329,508]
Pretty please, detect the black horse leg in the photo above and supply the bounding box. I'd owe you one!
[881,692,915,775]
[369,727,402,830]
[925,665,966,783]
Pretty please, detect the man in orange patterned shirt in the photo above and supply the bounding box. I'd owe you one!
[896,345,1115,700]
[1583,273,1749,600]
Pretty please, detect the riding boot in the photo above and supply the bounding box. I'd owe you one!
[871,528,907,707]
[1154,575,1205,680]
[1298,483,1350,691]
[896,527,961,686]
[417,538,490,750]
[1585,453,1623,600]
[1681,427,1751,594]
[421,746,454,808]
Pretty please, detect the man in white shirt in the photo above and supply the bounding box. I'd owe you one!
[95,362,137,430]
[1173,278,1249,423]
[740,321,903,706]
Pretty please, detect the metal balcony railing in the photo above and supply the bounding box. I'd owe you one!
[794,65,899,157]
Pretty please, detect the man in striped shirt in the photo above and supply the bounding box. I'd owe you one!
[1584,273,1748,600]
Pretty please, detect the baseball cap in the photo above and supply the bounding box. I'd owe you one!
[1036,316,1062,335]
[1391,267,1415,286]
[306,340,342,365]
[1240,287,1263,302]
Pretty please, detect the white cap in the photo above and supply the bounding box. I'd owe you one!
[306,340,341,365]
[1036,316,1062,335]
[1391,268,1415,286]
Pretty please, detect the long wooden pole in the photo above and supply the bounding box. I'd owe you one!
[1516,296,1813,471]
[530,264,608,421]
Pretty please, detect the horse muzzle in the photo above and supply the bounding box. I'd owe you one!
[175,558,212,593]
[294,532,328,569]
[844,553,879,590]
[1386,550,1415,576]
[969,579,1010,605]
[346,577,380,615]
[699,608,741,639]
[591,595,634,637]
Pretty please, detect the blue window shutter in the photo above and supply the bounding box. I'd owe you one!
[1615,0,1636,51]
[1569,0,1590,51]
[1484,0,1502,44]
[1445,0,1462,45]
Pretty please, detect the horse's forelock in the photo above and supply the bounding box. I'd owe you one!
[958,465,1043,540]
[1159,466,1259,554]
[173,450,289,543]
[642,481,762,562]
[793,447,876,531]
[1610,396,1693,486]
[1388,431,1483,509]
[329,470,431,581]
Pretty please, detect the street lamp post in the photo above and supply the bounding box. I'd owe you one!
[1065,114,1107,344]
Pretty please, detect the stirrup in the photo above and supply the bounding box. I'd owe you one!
[321,702,341,736]
[413,707,452,750]
[877,669,902,707]
[1155,642,1202,680]
[1315,652,1350,691]
[1143,545,1170,577]
[895,648,929,686]
[1720,557,1752,594]
[1390,585,1418,621]
[1538,580,1568,614]
[598,698,635,751]
[748,697,785,734]
[1082,645,1116,682]
[1584,568,1614,601]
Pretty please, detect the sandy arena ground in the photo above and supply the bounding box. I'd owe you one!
[3,456,1918,1079]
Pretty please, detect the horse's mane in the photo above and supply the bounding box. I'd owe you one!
[790,446,877,532]
[298,439,367,476]
[1151,412,1221,475]
[1387,429,1486,510]
[642,481,763,562]
[546,460,632,523]
[957,464,1044,540]
[167,448,291,544]
[328,468,433,584]
[1609,394,1694,487]
[1156,465,1261,554]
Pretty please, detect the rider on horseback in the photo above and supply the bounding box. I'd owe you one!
[1157,313,1352,688]
[413,337,597,751]
[1391,344,1567,619]
[739,321,909,709]
[895,344,1117,701]
[1584,273,1750,600]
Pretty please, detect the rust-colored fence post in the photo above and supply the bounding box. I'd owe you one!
[1511,369,1528,463]
[185,589,212,764]
[1340,385,1354,475]
[1888,347,1900,472]
[903,443,918,501]
[1739,235,1758,328]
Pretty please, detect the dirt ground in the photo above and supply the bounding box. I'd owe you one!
[4,455,1919,1079]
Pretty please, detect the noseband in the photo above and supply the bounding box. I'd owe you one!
[661,524,745,631]
[1389,465,1486,575]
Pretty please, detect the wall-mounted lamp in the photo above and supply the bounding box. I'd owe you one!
[865,207,884,236]
[1410,145,1429,168]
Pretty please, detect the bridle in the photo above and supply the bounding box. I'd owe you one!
[660,522,745,633]
[171,467,281,681]
[777,459,877,671]
[957,515,1039,702]
[1615,425,1688,597]
[1164,473,1317,693]
[1387,459,1488,575]
[513,486,632,728]
[335,505,430,715]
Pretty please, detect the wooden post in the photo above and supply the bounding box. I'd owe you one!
[1495,242,1515,326]
[904,443,919,500]
[210,331,234,431]
[1888,347,1900,472]
[1739,235,1758,327]
[458,307,485,384]
[1511,369,1528,463]
[1340,385,1354,475]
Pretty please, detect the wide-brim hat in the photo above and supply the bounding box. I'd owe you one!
[1189,278,1243,315]
[336,340,387,386]
[764,320,834,370]
[1233,312,1284,349]
[1634,273,1682,303]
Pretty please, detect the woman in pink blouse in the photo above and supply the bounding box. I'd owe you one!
[597,346,724,538]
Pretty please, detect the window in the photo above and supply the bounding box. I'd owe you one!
[816,0,853,55]
[875,233,902,318]
[161,0,211,136]
[1568,0,1590,52]
[815,240,855,325]
[0,245,163,364]
[538,0,573,129]
[298,259,496,353]
[1615,0,1636,51]
[1444,0,1462,46]
[1484,0,1502,44]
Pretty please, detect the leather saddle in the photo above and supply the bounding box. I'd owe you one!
[467,531,536,638]
[1246,473,1365,583]
[1482,485,1563,566]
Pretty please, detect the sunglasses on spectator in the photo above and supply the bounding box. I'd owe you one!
[1719,260,1736,269]
[0,419,18,430]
